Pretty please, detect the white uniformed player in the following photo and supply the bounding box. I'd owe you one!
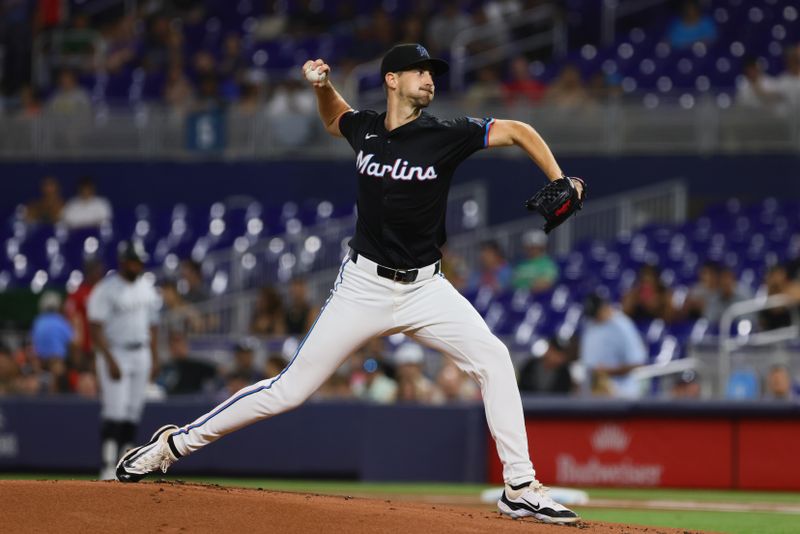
[117,44,581,524]
[88,241,161,480]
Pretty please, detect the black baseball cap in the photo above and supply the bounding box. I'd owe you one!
[117,240,145,263]
[380,43,449,78]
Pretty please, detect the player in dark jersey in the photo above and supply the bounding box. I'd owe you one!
[117,43,580,525]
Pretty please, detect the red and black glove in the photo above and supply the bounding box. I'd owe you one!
[524,175,587,234]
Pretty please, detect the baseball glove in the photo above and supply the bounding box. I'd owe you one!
[524,175,587,234]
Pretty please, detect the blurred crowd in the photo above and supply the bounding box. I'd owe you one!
[3,177,799,404]
[2,0,799,128]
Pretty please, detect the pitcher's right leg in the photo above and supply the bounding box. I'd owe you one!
[171,260,391,455]
[117,259,393,481]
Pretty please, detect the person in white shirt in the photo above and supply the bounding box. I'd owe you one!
[774,44,800,111]
[88,242,161,479]
[63,176,113,229]
[735,58,784,112]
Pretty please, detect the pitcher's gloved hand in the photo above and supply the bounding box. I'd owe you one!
[524,175,587,234]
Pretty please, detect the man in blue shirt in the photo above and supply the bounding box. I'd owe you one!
[31,291,75,392]
[579,293,647,398]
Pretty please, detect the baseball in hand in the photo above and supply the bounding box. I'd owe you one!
[304,65,328,83]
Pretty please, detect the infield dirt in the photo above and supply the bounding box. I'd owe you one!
[0,480,708,533]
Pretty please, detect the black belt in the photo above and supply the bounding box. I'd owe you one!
[121,342,145,350]
[351,252,441,283]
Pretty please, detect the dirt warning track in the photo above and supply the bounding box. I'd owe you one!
[0,480,707,534]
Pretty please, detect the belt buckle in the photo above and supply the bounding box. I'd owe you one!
[392,269,405,282]
[395,268,417,283]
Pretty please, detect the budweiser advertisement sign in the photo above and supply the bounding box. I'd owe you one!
[487,418,733,488]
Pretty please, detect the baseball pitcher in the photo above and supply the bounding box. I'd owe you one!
[117,44,584,524]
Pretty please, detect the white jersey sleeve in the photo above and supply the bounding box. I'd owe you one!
[87,279,110,323]
[147,283,162,325]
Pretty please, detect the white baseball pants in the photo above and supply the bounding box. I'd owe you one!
[96,346,152,422]
[170,255,536,485]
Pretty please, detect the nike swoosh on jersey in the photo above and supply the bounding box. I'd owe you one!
[365,133,378,139]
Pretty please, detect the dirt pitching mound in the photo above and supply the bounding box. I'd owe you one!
[0,480,702,534]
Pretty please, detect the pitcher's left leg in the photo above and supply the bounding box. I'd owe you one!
[397,276,534,486]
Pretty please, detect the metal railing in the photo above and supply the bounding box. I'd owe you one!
[2,97,797,159]
[717,294,800,394]
[449,4,567,91]
[160,181,488,335]
[446,179,687,267]
[168,179,685,337]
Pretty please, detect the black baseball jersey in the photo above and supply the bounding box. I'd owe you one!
[339,110,495,269]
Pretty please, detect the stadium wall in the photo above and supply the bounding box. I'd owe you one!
[3,154,799,223]
[2,397,799,489]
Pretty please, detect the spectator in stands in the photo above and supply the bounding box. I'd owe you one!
[62,176,113,229]
[265,73,316,146]
[284,277,319,336]
[74,370,98,398]
[775,44,800,111]
[64,258,105,371]
[25,175,64,225]
[219,370,254,400]
[180,259,208,303]
[230,80,263,118]
[758,264,800,331]
[252,2,289,41]
[736,58,784,111]
[587,71,622,103]
[31,291,75,393]
[518,337,574,395]
[466,7,510,64]
[440,246,469,292]
[545,64,591,111]
[580,293,648,399]
[704,267,752,324]
[467,240,512,293]
[104,14,139,74]
[17,85,42,118]
[250,285,287,336]
[352,356,398,404]
[503,55,546,105]
[430,360,479,403]
[670,369,702,399]
[394,342,435,403]
[227,338,264,385]
[764,364,797,401]
[195,74,224,113]
[161,280,204,334]
[266,74,315,116]
[665,0,717,50]
[464,66,505,110]
[46,69,90,118]
[264,354,287,379]
[426,1,472,56]
[622,264,675,323]
[683,261,720,320]
[0,344,18,395]
[219,32,246,100]
[316,371,354,399]
[159,331,217,395]
[163,64,195,117]
[141,15,172,74]
[512,230,558,294]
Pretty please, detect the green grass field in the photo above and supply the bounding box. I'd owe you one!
[3,474,799,533]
